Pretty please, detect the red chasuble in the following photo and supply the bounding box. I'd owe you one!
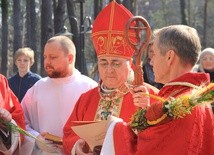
[63,83,158,155]
[0,74,26,141]
[113,73,214,155]
[0,74,25,155]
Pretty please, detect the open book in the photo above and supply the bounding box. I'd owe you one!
[71,116,122,151]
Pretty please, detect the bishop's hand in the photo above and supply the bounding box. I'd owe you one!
[130,85,150,108]
[75,139,93,155]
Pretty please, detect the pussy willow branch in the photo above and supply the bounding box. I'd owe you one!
[0,119,48,147]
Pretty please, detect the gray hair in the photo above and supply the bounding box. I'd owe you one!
[153,25,201,66]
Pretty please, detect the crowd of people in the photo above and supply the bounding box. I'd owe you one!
[0,1,213,155]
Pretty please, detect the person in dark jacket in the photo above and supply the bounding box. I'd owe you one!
[8,47,41,102]
[143,41,163,89]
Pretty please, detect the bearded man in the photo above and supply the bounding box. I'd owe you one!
[21,36,97,154]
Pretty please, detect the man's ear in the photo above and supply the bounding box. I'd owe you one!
[68,54,73,63]
[166,50,175,65]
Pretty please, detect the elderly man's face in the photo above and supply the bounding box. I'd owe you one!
[98,56,131,89]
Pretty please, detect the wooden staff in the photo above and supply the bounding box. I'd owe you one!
[125,16,152,85]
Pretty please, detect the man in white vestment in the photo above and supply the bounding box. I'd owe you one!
[21,36,98,154]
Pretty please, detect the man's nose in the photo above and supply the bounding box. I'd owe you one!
[105,65,115,72]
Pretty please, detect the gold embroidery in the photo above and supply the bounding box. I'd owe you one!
[95,83,129,121]
[93,34,134,58]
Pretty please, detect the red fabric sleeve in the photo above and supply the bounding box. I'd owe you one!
[113,106,214,155]
[0,74,26,142]
[136,106,214,155]
[113,122,136,155]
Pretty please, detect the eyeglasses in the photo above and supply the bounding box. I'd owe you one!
[98,60,128,69]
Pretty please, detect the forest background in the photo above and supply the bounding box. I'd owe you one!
[0,0,213,78]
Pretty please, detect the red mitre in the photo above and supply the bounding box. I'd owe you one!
[92,1,135,59]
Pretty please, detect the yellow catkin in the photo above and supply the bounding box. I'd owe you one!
[181,96,190,107]
[142,93,166,102]
[199,83,214,95]
[147,113,168,125]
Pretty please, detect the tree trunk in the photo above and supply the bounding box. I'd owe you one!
[202,0,208,48]
[187,0,190,25]
[66,0,88,75]
[94,0,102,19]
[115,0,122,3]
[1,0,9,76]
[180,0,187,25]
[66,0,80,70]
[41,0,53,76]
[161,0,167,25]
[53,0,66,34]
[108,0,135,14]
[122,0,132,12]
[26,0,38,72]
[13,0,22,73]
